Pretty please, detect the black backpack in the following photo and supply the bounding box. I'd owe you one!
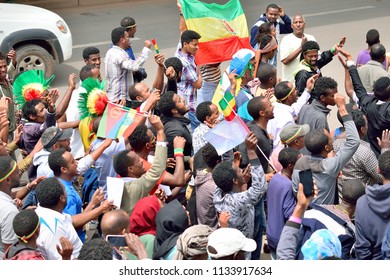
[81,167,99,206]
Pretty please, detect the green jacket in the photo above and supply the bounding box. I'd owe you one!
[121,144,167,216]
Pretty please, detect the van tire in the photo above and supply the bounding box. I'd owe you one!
[16,44,55,77]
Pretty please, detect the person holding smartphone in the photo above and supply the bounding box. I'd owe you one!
[291,93,360,205]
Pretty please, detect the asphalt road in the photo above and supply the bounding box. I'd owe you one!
[48,0,390,130]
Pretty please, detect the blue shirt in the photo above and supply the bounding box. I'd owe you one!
[58,178,85,242]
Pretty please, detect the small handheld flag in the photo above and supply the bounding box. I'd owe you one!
[151,38,159,54]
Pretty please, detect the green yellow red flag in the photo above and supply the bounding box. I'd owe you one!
[180,0,252,65]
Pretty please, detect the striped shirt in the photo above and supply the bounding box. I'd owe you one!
[105,45,151,102]
[175,43,199,112]
[200,64,221,83]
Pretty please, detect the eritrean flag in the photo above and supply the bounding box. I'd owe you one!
[181,0,252,65]
[97,102,139,139]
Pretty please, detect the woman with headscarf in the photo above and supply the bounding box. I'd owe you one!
[153,199,189,260]
[128,194,163,259]
[254,22,278,68]
[173,224,213,260]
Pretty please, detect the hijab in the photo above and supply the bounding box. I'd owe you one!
[130,195,161,236]
[153,199,189,259]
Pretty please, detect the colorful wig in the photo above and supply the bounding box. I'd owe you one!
[78,77,108,119]
[13,70,55,108]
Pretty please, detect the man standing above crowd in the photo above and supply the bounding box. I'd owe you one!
[250,3,293,67]
[175,29,202,131]
[105,27,152,106]
[280,14,316,84]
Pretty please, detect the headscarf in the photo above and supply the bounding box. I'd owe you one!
[173,225,213,260]
[301,229,342,260]
[254,36,278,78]
[153,199,189,259]
[130,195,161,236]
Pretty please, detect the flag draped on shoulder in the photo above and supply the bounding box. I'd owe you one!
[212,48,255,121]
[217,80,236,121]
[97,102,140,139]
[204,115,250,155]
[181,0,252,65]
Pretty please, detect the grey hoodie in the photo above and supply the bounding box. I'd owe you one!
[355,183,390,259]
[194,170,218,229]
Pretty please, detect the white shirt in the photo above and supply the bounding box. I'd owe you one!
[280,33,316,84]
[35,206,83,260]
[267,89,311,148]
[0,191,18,258]
[67,85,87,159]
[105,46,151,102]
[34,149,95,178]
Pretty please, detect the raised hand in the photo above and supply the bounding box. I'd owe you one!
[57,237,74,260]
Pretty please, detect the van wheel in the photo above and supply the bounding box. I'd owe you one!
[16,45,55,77]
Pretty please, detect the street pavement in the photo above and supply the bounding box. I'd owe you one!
[47,0,390,130]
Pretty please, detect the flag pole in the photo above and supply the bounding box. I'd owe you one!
[219,85,277,172]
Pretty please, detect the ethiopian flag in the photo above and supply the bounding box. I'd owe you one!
[218,87,236,121]
[181,0,252,65]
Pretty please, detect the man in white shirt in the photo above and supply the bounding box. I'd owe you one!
[280,14,316,83]
[35,177,83,260]
[267,75,317,148]
[67,64,102,160]
[105,27,152,106]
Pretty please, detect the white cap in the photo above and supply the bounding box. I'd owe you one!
[207,228,257,259]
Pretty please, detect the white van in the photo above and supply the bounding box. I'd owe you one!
[0,3,72,77]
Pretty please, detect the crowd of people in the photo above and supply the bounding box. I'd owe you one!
[1,1,390,261]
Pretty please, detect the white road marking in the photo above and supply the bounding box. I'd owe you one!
[304,5,375,17]
[72,37,140,49]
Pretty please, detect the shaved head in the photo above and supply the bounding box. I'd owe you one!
[101,209,130,237]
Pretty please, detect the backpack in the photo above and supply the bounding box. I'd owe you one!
[297,204,355,260]
[81,167,99,205]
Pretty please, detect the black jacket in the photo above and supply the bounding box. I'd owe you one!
[349,64,390,157]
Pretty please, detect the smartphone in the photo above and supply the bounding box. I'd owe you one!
[106,235,127,247]
[299,169,314,197]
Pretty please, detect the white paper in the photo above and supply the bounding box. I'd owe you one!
[121,177,172,196]
[106,177,124,208]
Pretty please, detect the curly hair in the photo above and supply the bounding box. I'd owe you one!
[13,209,39,239]
[313,77,337,99]
[212,161,236,193]
[48,149,67,177]
[22,99,41,121]
[202,143,221,169]
[157,91,176,117]
[195,101,212,123]
[128,125,149,152]
[78,238,113,260]
[35,177,64,208]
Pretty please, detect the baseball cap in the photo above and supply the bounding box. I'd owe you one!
[41,127,72,150]
[207,228,256,259]
[280,124,310,145]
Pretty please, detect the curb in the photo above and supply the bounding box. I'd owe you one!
[14,0,128,9]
